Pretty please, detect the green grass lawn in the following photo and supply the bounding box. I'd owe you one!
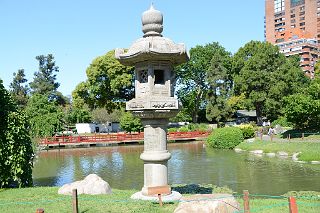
[237,140,320,161]
[1,187,319,213]
[0,187,178,213]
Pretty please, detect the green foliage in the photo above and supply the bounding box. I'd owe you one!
[206,43,233,123]
[284,93,320,130]
[169,108,192,122]
[237,124,255,139]
[315,60,320,79]
[176,42,226,123]
[91,108,121,123]
[72,50,134,112]
[232,41,309,124]
[29,54,60,99]
[272,116,293,127]
[25,94,64,138]
[64,105,91,125]
[9,69,29,109]
[206,127,243,149]
[0,80,33,188]
[168,123,211,132]
[119,112,143,133]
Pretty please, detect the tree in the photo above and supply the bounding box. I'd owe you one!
[9,69,29,108]
[176,43,223,123]
[284,78,320,129]
[315,60,320,78]
[264,56,309,120]
[25,94,64,138]
[72,50,134,112]
[205,44,233,124]
[91,108,121,123]
[284,94,320,130]
[232,41,309,124]
[119,112,143,133]
[29,54,60,99]
[64,105,91,125]
[0,79,33,188]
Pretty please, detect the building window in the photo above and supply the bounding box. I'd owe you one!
[290,0,305,7]
[274,0,285,13]
[154,70,165,85]
[139,70,148,83]
[300,17,305,21]
[291,19,296,23]
[300,22,305,26]
[300,11,305,16]
[276,38,285,43]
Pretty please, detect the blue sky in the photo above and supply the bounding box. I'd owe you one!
[0,0,265,96]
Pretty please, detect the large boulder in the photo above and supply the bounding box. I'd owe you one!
[58,174,112,195]
[174,194,240,213]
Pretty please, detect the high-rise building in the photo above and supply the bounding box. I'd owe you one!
[265,0,320,77]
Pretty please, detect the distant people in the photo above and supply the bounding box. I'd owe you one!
[268,127,274,136]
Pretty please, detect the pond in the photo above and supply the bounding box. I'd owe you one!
[33,142,320,195]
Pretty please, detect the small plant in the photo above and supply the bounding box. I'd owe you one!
[206,127,244,149]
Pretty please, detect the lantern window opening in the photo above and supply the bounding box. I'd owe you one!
[154,69,165,85]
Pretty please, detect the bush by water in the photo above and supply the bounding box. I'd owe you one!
[206,127,244,149]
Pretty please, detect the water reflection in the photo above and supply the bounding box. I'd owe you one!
[33,142,320,195]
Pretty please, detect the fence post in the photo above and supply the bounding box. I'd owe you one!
[288,197,298,213]
[72,189,79,213]
[36,209,44,213]
[288,134,291,141]
[243,190,250,213]
[302,133,304,140]
[158,194,163,207]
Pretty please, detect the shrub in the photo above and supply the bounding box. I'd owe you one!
[237,124,255,139]
[206,127,244,149]
[272,116,293,128]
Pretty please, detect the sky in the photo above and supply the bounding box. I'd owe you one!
[0,0,265,96]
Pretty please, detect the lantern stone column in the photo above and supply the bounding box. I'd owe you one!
[115,4,189,201]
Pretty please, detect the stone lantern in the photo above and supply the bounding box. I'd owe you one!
[115,4,188,201]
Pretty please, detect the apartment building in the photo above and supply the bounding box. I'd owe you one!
[265,0,320,76]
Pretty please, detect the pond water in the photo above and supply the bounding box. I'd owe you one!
[33,142,320,195]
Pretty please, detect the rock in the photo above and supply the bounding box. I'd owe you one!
[277,151,288,157]
[266,153,276,157]
[250,150,263,154]
[58,174,112,195]
[311,161,320,164]
[292,152,301,161]
[174,194,240,213]
[247,138,255,143]
[234,148,243,153]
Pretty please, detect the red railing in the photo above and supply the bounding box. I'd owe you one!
[40,131,210,145]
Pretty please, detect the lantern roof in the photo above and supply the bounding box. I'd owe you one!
[115,4,188,66]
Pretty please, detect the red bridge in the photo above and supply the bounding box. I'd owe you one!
[40,131,210,149]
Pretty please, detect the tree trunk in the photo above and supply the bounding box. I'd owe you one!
[255,103,263,126]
